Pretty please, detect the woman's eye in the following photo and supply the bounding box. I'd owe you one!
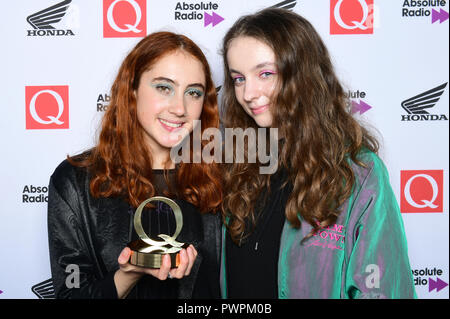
[185,89,204,99]
[154,84,173,95]
[232,76,245,86]
[260,71,276,78]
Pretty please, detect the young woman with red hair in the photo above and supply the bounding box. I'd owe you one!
[47,32,222,299]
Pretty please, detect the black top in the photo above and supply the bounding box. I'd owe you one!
[127,170,212,298]
[126,169,179,298]
[47,159,221,299]
[226,167,292,298]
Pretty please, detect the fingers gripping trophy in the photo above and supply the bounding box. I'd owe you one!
[128,196,189,268]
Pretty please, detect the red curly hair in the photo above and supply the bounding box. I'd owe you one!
[69,32,222,213]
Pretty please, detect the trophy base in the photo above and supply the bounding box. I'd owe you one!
[127,240,188,269]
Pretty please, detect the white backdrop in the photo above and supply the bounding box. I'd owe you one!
[0,0,448,299]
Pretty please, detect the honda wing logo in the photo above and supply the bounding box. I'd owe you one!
[401,82,447,115]
[31,278,55,299]
[272,0,297,10]
[401,82,448,121]
[27,0,71,29]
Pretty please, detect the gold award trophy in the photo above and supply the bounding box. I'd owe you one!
[127,196,188,268]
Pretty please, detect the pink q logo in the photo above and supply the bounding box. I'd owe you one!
[330,0,374,34]
[103,0,146,38]
[29,90,65,125]
[25,86,69,130]
[404,174,439,208]
[400,170,443,213]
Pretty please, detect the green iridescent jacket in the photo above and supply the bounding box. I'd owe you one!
[220,151,417,299]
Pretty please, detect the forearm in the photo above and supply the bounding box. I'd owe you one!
[113,269,143,299]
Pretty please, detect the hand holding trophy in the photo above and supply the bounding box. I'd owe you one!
[127,196,189,269]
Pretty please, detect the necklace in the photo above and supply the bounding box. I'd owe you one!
[238,190,279,251]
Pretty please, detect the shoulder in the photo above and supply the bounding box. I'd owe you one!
[350,150,390,188]
[51,159,78,182]
[345,151,398,213]
[50,152,91,195]
[355,150,386,171]
[201,211,222,230]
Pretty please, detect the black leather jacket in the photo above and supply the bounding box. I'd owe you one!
[47,159,222,299]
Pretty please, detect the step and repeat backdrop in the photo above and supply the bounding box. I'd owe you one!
[0,0,448,299]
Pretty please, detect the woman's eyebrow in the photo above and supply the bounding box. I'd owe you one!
[152,77,204,90]
[229,61,276,74]
[253,62,276,70]
[152,76,177,85]
[188,83,205,90]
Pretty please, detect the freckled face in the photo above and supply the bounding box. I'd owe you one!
[226,36,278,127]
[135,50,205,156]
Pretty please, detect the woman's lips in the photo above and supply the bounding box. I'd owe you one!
[158,118,184,132]
[250,104,269,115]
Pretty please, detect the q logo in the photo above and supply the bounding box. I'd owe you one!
[25,86,69,130]
[330,0,374,34]
[400,170,443,213]
[103,0,146,38]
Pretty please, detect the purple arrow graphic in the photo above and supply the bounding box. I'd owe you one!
[432,9,449,24]
[429,277,448,292]
[0,290,3,294]
[351,100,372,115]
[204,12,224,27]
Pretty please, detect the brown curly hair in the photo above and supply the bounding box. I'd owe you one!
[69,32,222,213]
[221,9,378,243]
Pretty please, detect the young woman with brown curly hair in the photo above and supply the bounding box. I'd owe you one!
[220,8,415,299]
[47,32,222,299]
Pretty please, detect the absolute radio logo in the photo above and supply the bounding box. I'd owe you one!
[412,267,448,293]
[22,185,49,203]
[330,0,374,34]
[97,93,111,112]
[26,0,75,37]
[346,89,373,115]
[402,0,449,23]
[400,170,444,213]
[25,86,69,130]
[103,0,146,38]
[174,2,224,27]
[401,82,448,121]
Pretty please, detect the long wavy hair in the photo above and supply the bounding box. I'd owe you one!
[221,8,379,243]
[69,32,222,213]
